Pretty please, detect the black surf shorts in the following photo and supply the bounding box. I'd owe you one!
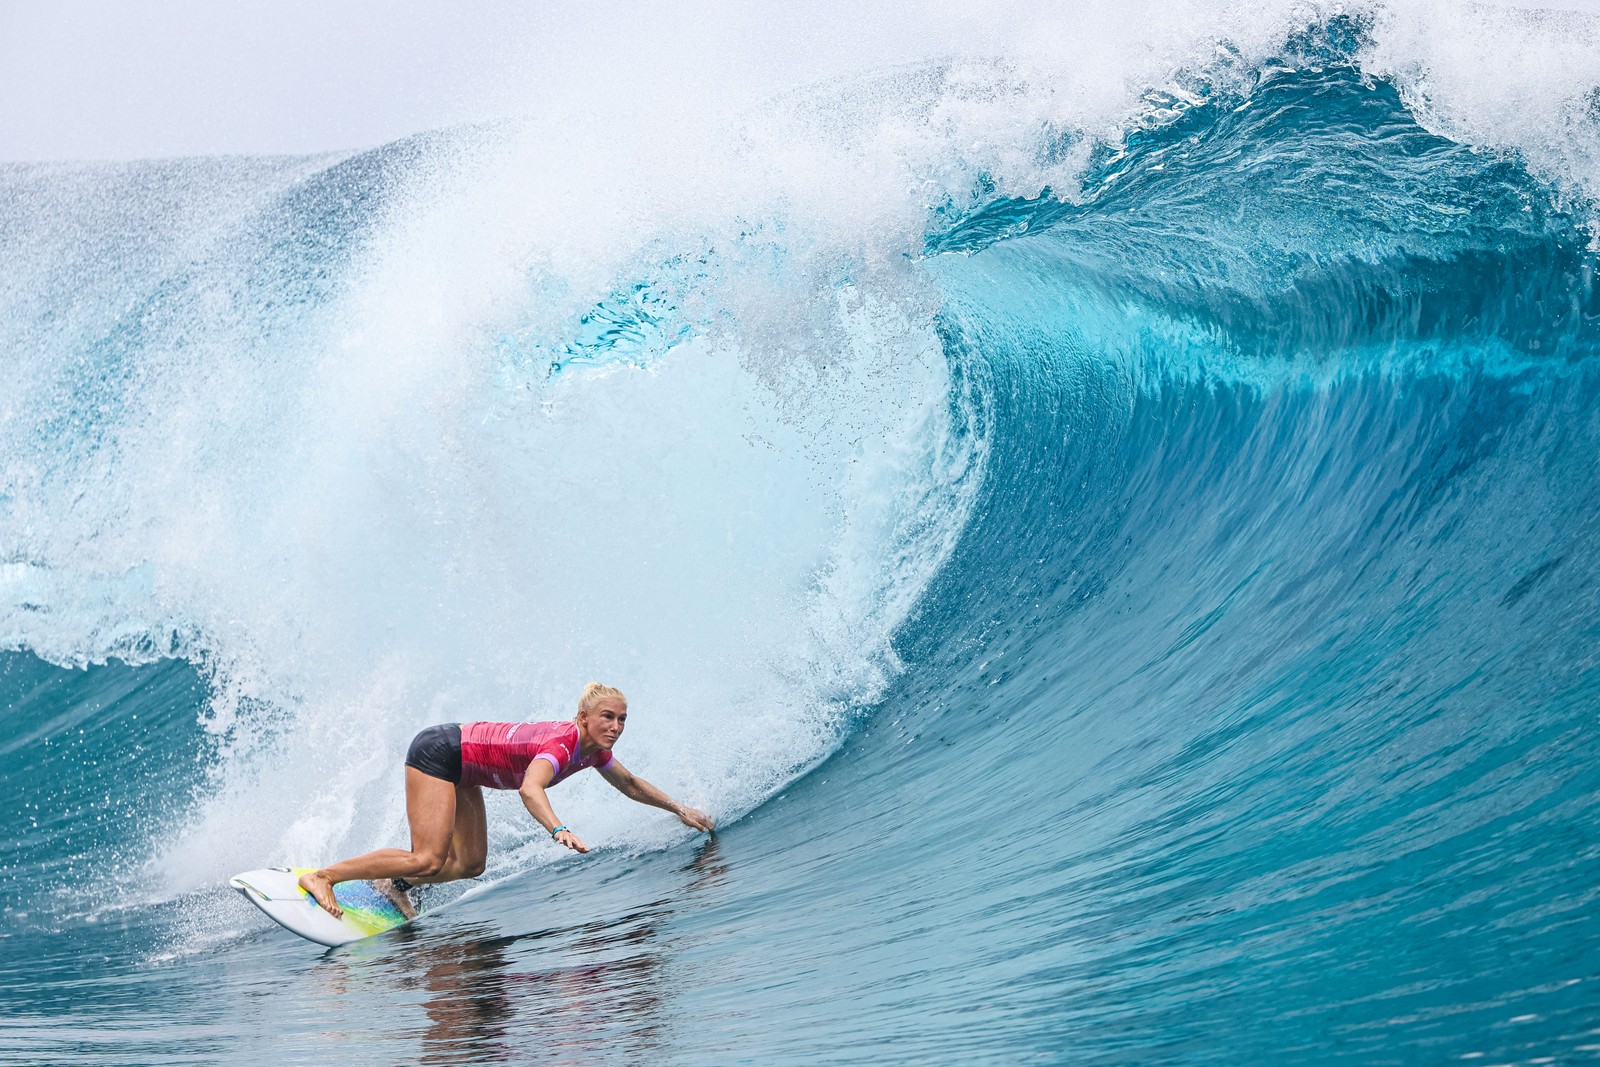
[405,723,462,784]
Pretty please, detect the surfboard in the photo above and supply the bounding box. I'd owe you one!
[229,867,419,947]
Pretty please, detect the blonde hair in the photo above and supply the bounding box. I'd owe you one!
[576,682,627,718]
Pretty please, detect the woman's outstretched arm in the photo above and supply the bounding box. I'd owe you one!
[519,758,589,853]
[600,760,715,831]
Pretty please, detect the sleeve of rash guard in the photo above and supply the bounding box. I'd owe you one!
[531,734,572,781]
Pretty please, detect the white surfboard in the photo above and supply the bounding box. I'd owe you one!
[229,867,418,947]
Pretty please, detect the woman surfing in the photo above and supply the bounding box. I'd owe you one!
[298,682,714,918]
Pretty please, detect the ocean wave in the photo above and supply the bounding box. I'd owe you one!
[2,6,1599,1062]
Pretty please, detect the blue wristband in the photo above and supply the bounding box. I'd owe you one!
[550,825,569,839]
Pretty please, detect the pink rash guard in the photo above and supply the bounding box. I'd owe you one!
[458,720,614,791]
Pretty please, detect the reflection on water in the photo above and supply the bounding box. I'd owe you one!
[407,933,515,1066]
[308,836,731,1065]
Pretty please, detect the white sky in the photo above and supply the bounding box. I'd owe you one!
[0,1,986,162]
[2,2,496,159]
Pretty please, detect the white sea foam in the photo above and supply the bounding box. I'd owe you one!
[1367,1,1600,230]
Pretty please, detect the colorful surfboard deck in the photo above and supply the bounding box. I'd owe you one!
[229,867,418,947]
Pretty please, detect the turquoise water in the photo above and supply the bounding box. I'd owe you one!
[4,13,1600,1065]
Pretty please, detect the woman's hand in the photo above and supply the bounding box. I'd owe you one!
[677,807,715,832]
[554,828,589,853]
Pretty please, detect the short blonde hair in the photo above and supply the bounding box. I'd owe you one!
[576,682,626,717]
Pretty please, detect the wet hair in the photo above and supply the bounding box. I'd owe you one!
[576,682,626,718]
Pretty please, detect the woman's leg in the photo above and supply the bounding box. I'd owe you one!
[410,784,487,884]
[298,767,460,917]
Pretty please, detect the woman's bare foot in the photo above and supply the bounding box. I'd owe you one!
[374,878,419,920]
[298,870,343,919]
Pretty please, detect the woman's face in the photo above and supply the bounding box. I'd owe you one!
[580,697,627,750]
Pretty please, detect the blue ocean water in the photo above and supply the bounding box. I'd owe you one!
[4,14,1600,1065]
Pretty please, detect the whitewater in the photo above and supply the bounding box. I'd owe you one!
[3,2,1600,1063]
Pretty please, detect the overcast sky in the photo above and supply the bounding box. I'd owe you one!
[0,2,846,162]
[3,3,491,159]
[0,1,989,162]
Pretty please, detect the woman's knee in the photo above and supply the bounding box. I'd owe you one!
[462,856,487,878]
[409,851,448,878]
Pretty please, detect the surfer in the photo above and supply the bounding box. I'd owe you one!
[298,682,715,919]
